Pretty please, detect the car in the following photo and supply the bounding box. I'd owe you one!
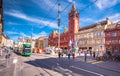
[46,49,52,54]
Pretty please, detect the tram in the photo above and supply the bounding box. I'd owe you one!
[19,44,32,56]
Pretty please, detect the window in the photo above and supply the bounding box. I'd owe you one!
[112,32,116,37]
[94,33,97,37]
[98,32,101,36]
[101,32,104,36]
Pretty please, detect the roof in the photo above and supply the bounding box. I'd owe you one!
[2,33,10,39]
[79,20,108,31]
[105,21,120,31]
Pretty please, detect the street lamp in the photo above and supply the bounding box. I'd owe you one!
[58,0,61,58]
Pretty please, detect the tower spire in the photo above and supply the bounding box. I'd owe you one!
[71,0,76,12]
[64,25,67,33]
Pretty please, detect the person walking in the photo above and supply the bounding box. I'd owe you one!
[84,51,87,62]
[90,50,92,56]
[61,51,64,58]
[72,51,75,59]
[67,51,71,60]
[58,51,61,59]
[93,51,96,59]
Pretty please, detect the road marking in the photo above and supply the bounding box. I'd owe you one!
[70,66,104,76]
[13,58,18,64]
[92,61,103,64]
[13,57,18,76]
[87,60,97,63]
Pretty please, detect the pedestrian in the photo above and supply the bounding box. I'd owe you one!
[84,51,87,62]
[90,50,92,56]
[58,52,61,59]
[6,49,11,59]
[61,52,63,58]
[67,51,70,60]
[72,51,75,59]
[93,51,96,58]
[107,51,112,60]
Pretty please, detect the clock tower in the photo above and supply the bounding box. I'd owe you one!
[68,4,80,43]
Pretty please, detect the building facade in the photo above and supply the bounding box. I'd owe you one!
[105,21,120,53]
[31,39,36,52]
[0,0,3,46]
[75,18,112,56]
[43,37,48,49]
[48,4,80,49]
[36,36,48,50]
[1,34,9,46]
[5,39,14,47]
[18,37,32,50]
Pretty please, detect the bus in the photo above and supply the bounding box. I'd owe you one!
[19,44,32,56]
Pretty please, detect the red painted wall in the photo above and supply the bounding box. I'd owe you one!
[105,27,120,53]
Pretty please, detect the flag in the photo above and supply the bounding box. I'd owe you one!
[76,40,79,47]
[69,40,72,46]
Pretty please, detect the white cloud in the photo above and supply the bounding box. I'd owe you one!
[81,18,94,22]
[6,21,20,25]
[32,0,58,12]
[5,10,58,29]
[95,0,119,9]
[18,31,48,40]
[95,13,120,23]
[6,31,48,42]
[11,36,19,42]
[20,32,28,37]
[32,31,48,39]
[6,31,19,35]
[68,0,73,3]
[108,13,120,22]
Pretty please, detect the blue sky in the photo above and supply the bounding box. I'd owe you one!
[3,0,120,42]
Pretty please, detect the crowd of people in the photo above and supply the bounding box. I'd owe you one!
[58,49,75,60]
[57,48,120,62]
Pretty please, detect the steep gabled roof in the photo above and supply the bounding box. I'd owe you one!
[79,19,108,31]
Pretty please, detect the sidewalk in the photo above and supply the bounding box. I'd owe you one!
[75,55,120,73]
[0,52,6,70]
[96,61,120,73]
[0,52,17,76]
[35,53,120,73]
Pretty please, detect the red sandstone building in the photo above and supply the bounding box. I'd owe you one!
[105,21,120,53]
[48,4,80,49]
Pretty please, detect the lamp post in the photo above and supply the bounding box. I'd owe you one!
[58,0,61,58]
